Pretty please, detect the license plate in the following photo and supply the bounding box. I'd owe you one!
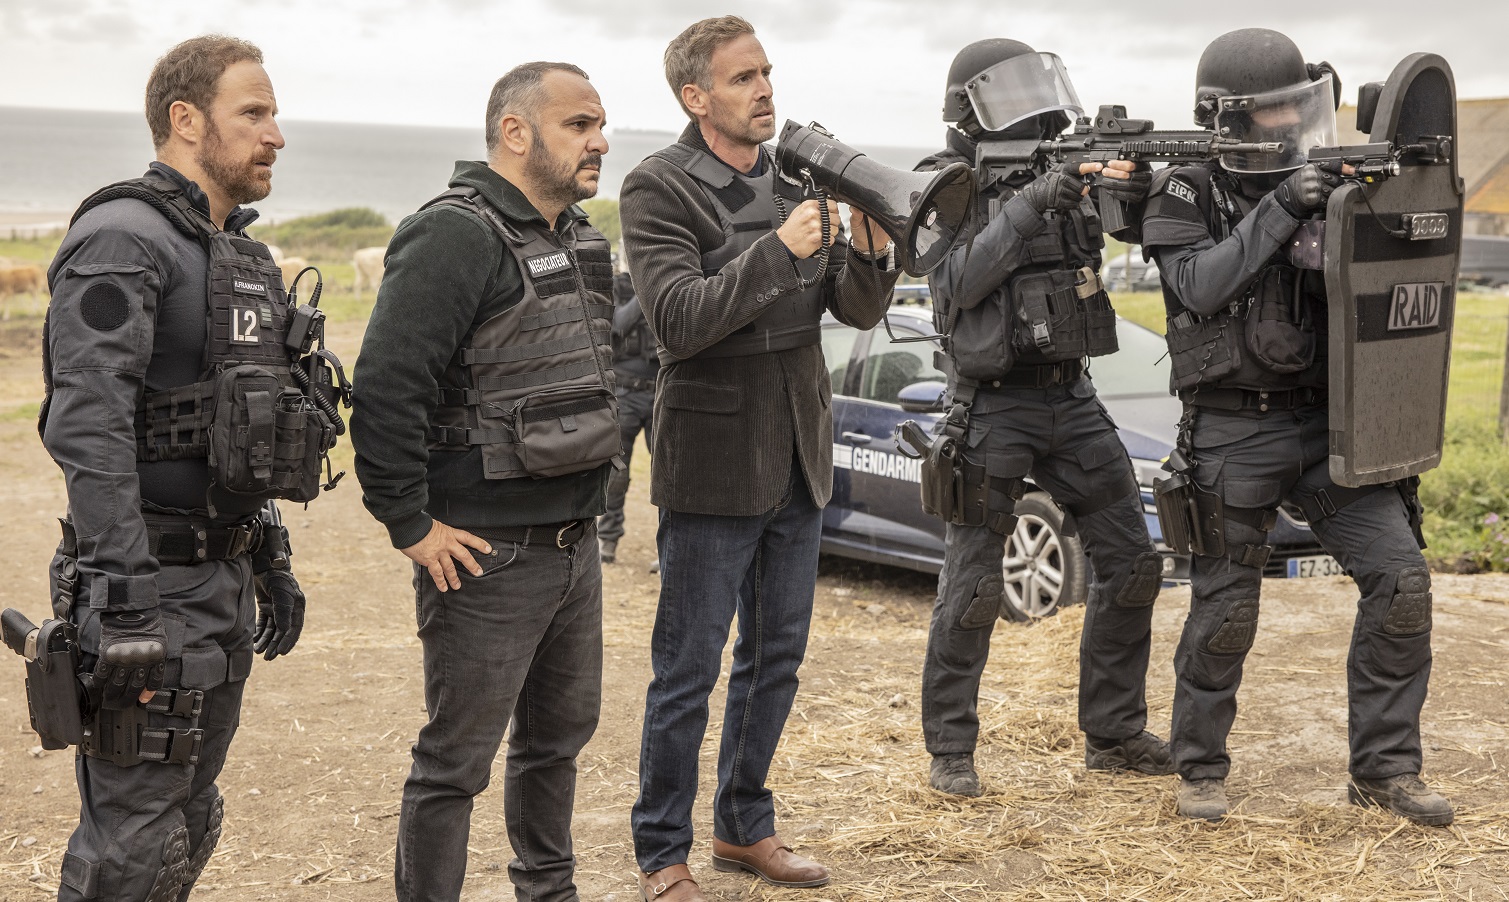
[1286,554,1344,578]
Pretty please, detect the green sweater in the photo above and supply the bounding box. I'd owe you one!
[351,161,608,548]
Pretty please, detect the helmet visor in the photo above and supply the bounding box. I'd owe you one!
[963,52,1083,133]
[1215,74,1338,173]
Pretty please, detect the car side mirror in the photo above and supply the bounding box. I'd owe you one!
[897,380,947,413]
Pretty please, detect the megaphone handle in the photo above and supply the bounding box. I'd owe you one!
[773,175,830,289]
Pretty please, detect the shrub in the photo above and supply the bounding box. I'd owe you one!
[251,207,394,262]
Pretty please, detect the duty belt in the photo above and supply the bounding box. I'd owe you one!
[992,359,1086,389]
[1182,386,1325,413]
[471,518,591,549]
[60,516,261,565]
[615,374,657,392]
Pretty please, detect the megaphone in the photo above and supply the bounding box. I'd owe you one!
[774,120,975,277]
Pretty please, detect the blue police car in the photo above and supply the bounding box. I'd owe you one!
[821,291,1334,621]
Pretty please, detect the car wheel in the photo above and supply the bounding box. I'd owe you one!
[999,493,1089,622]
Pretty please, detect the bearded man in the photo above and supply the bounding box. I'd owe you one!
[350,62,616,902]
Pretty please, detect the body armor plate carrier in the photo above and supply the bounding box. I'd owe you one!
[650,143,827,365]
[66,174,341,504]
[424,187,621,480]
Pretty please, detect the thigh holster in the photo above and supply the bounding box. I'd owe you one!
[82,688,204,767]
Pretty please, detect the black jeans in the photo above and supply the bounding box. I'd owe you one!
[599,386,655,545]
[395,523,603,902]
[1172,405,1432,781]
[922,378,1160,754]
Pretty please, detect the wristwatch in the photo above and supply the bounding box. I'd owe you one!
[851,241,895,271]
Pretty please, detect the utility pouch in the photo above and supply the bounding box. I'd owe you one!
[208,365,281,495]
[1244,265,1315,374]
[1152,471,1226,558]
[1,609,86,750]
[1167,310,1242,391]
[1009,267,1116,362]
[512,385,620,478]
[269,394,333,502]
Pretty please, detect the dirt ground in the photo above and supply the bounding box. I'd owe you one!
[1,319,1506,901]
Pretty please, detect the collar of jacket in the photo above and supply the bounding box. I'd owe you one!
[447,159,588,232]
[146,161,260,232]
[678,122,769,177]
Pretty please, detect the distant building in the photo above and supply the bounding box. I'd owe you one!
[1338,98,1509,236]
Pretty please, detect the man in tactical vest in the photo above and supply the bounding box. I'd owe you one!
[350,62,615,901]
[918,39,1170,799]
[619,17,898,901]
[1140,28,1450,825]
[599,266,659,567]
[40,36,324,899]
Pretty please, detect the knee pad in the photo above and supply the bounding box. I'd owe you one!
[1383,566,1432,635]
[144,826,191,902]
[183,795,225,886]
[1206,597,1260,655]
[958,572,1005,629]
[1114,552,1164,608]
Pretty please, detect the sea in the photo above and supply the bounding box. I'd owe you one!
[0,105,937,227]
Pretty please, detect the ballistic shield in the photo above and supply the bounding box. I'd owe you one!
[1323,53,1463,486]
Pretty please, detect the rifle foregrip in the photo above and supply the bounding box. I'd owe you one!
[2,608,37,657]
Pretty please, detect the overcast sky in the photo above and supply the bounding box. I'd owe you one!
[1,0,1505,147]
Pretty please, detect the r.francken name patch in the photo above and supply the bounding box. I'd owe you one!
[1165,178,1198,206]
[525,251,572,279]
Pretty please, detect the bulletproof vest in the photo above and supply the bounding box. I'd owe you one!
[424,187,621,481]
[649,142,826,365]
[1158,164,1327,394]
[67,174,337,504]
[610,278,659,381]
[947,170,1117,377]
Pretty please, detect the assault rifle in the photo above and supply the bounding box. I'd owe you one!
[975,104,1284,237]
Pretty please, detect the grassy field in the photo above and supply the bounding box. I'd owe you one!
[8,220,1509,566]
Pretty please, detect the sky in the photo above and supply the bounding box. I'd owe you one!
[1,0,1506,147]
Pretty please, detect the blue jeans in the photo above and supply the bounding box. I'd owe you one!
[631,468,821,872]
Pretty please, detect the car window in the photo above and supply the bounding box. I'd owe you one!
[858,322,944,403]
[821,323,862,396]
[1093,318,1173,398]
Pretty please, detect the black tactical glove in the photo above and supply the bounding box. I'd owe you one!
[252,569,305,660]
[1019,167,1086,214]
[94,608,166,710]
[1273,161,1346,217]
[1097,164,1153,205]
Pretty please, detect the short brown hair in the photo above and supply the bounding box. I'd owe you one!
[485,61,591,155]
[663,16,756,120]
[144,35,264,149]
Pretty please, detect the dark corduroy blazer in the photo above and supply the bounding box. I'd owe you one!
[621,126,898,515]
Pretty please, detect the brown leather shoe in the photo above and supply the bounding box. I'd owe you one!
[711,835,830,888]
[638,864,706,901]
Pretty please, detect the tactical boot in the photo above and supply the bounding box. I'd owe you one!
[1176,777,1228,821]
[1349,774,1454,826]
[600,539,617,564]
[929,753,983,797]
[1086,730,1175,775]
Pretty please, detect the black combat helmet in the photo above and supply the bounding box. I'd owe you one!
[1193,28,1342,127]
[943,38,1080,138]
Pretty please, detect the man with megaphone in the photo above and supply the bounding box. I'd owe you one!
[618,15,899,902]
[916,39,1171,799]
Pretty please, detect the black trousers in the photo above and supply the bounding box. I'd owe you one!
[59,556,254,902]
[598,386,655,545]
[1172,404,1432,781]
[922,377,1161,754]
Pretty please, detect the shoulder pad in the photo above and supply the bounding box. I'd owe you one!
[650,143,735,189]
[72,176,208,243]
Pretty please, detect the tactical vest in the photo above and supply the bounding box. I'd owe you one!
[424,187,620,481]
[64,174,338,504]
[946,174,1116,381]
[650,143,826,365]
[1156,165,1326,394]
[611,292,660,383]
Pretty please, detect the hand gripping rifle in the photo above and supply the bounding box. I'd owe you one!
[974,105,1284,238]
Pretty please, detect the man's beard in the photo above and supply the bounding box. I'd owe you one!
[710,97,776,146]
[525,129,601,209]
[197,119,275,206]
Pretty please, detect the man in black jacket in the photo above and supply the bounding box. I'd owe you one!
[620,16,898,901]
[351,62,615,901]
[41,36,312,900]
[1141,28,1450,825]
[917,39,1170,800]
[600,268,658,566]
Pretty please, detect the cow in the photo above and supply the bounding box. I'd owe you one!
[352,246,387,298]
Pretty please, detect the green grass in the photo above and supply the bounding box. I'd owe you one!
[249,207,393,261]
[0,232,63,265]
